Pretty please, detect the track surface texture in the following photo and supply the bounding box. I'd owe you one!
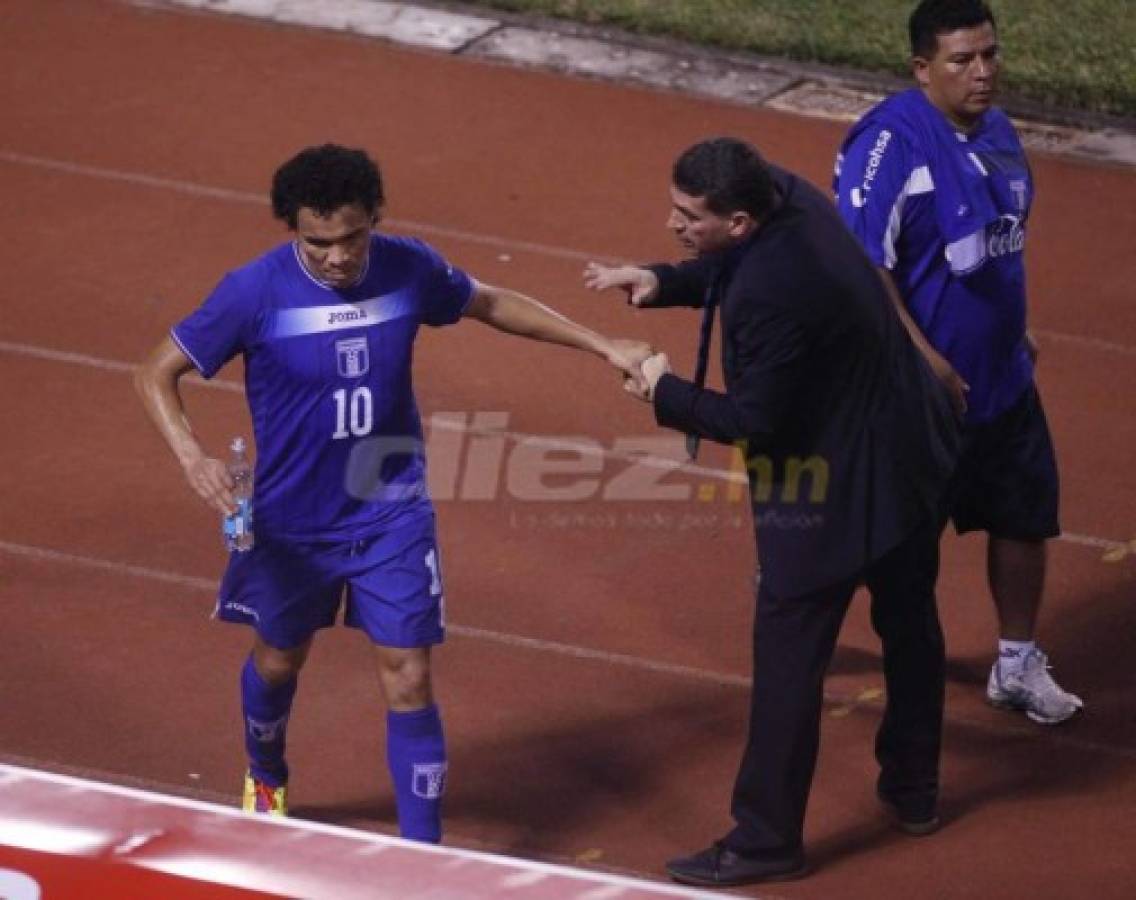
[1,2,1134,897]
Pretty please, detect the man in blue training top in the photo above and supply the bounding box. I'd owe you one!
[835,0,1081,724]
[135,143,652,840]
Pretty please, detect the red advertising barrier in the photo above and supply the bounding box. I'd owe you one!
[0,764,726,899]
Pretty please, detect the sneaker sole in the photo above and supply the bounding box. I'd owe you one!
[242,772,289,816]
[986,693,1082,725]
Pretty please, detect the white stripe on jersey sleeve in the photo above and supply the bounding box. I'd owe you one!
[882,165,934,269]
[169,326,209,376]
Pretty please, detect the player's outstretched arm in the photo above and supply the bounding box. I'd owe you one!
[134,336,236,515]
[464,280,654,389]
[582,262,660,307]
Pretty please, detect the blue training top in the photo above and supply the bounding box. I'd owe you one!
[834,88,1034,424]
[173,233,475,541]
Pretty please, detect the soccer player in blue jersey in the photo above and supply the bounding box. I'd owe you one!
[834,0,1082,724]
[134,144,653,839]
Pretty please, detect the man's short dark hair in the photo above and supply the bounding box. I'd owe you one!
[909,0,996,59]
[672,138,776,220]
[270,144,384,229]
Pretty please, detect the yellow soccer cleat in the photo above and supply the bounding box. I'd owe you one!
[242,771,288,817]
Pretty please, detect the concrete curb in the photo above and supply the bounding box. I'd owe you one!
[142,0,1136,168]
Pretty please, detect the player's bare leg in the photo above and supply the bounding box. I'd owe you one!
[373,646,434,710]
[988,536,1044,640]
[253,634,313,684]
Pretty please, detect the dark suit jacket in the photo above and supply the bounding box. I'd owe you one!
[651,166,959,598]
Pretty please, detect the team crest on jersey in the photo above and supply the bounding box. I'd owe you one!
[336,336,369,377]
[412,762,448,800]
[1010,179,1028,212]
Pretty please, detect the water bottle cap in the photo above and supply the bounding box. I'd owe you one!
[231,436,246,453]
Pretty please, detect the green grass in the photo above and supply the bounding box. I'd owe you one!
[461,0,1136,119]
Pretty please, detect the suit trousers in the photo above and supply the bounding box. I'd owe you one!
[723,515,945,859]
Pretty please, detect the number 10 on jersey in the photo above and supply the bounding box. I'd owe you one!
[332,387,373,438]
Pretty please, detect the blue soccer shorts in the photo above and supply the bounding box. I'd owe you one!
[213,508,445,650]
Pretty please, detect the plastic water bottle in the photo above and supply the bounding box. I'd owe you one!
[223,436,255,552]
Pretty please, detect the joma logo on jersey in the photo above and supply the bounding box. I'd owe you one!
[328,308,368,325]
[336,337,370,377]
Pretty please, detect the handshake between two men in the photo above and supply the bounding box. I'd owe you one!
[584,262,673,402]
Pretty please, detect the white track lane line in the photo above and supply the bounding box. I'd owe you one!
[1,336,1128,554]
[0,150,617,265]
[0,538,747,690]
[1,537,1130,759]
[0,338,765,485]
[4,148,1136,357]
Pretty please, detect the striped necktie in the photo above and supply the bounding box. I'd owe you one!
[685,272,720,460]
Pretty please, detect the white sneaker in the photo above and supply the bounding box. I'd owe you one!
[986,648,1083,724]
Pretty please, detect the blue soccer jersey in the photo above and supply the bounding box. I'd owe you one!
[173,234,475,541]
[835,89,1034,423]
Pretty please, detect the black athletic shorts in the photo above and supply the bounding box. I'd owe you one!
[950,384,1061,540]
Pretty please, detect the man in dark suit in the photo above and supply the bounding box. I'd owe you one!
[585,137,960,886]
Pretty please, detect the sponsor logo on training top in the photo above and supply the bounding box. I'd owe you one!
[851,129,892,208]
[987,215,1025,258]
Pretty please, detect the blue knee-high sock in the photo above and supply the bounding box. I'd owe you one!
[387,704,447,843]
[240,655,296,787]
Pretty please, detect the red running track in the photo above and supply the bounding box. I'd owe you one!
[1,2,1134,898]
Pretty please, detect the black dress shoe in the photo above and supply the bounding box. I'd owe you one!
[877,790,941,836]
[665,842,807,887]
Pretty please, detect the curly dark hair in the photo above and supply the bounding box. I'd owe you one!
[270,144,384,229]
[672,138,776,220]
[909,0,996,59]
